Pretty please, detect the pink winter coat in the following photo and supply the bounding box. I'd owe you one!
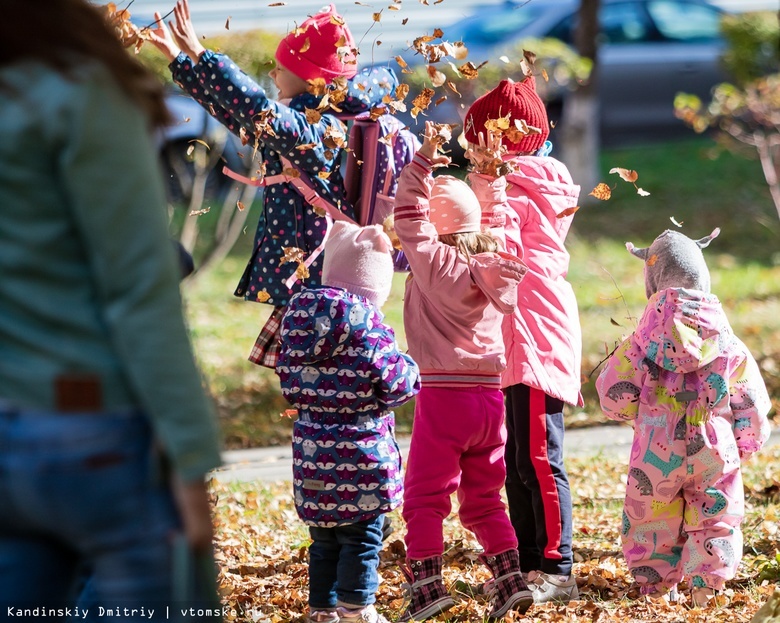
[394,154,528,388]
[596,288,771,457]
[501,156,583,406]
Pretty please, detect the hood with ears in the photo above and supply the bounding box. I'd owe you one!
[626,228,720,299]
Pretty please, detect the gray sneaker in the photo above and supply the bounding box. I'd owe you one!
[530,572,579,604]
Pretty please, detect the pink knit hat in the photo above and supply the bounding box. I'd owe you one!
[464,77,549,154]
[429,176,482,235]
[322,221,394,308]
[275,4,358,83]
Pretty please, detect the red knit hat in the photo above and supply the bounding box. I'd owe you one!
[464,77,549,154]
[275,4,358,83]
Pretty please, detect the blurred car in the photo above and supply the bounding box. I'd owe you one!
[158,91,254,205]
[405,0,729,146]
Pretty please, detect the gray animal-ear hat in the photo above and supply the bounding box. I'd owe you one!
[626,228,720,298]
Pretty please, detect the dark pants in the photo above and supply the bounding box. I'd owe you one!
[308,515,385,609]
[504,384,573,576]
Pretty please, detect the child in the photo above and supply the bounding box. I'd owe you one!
[463,77,582,604]
[149,1,398,368]
[596,228,771,606]
[393,121,532,621]
[275,221,421,623]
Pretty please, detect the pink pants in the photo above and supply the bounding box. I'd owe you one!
[402,385,518,559]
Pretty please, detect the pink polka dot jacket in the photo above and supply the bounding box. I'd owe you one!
[170,51,399,306]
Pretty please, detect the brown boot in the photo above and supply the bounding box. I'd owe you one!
[480,549,534,619]
[397,557,455,622]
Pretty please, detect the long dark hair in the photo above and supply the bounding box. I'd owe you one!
[0,0,169,128]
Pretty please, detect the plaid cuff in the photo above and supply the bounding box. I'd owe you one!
[248,306,285,369]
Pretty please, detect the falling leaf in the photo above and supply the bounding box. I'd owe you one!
[541,68,549,82]
[557,206,580,219]
[280,247,306,265]
[268,1,286,5]
[225,15,231,30]
[499,55,510,64]
[256,290,271,302]
[402,17,409,25]
[189,207,211,216]
[281,409,298,419]
[295,263,310,280]
[458,61,480,80]
[610,318,622,326]
[299,38,311,53]
[282,167,301,179]
[426,65,447,87]
[317,171,331,179]
[647,254,658,266]
[589,183,612,201]
[609,167,639,183]
[434,96,448,106]
[296,142,318,151]
[387,4,400,10]
[236,200,246,212]
[637,188,651,197]
[670,216,684,227]
[306,78,329,96]
[305,108,322,124]
[372,11,382,21]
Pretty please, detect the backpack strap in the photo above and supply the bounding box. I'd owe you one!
[222,157,357,289]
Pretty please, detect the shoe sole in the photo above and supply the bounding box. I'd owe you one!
[488,590,534,619]
[401,596,455,622]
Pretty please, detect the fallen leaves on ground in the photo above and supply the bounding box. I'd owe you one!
[211,447,780,621]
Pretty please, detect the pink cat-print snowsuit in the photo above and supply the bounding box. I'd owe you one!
[596,287,771,593]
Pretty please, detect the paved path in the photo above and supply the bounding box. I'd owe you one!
[210,425,780,483]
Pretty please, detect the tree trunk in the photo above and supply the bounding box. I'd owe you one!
[560,0,600,194]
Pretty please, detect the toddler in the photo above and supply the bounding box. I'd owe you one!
[596,228,771,606]
[150,1,399,368]
[463,76,582,603]
[393,122,533,621]
[276,221,421,623]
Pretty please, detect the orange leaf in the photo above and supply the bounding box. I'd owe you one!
[609,167,639,183]
[646,254,658,266]
[557,206,580,219]
[589,183,612,201]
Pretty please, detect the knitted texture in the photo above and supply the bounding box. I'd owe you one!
[275,3,357,83]
[429,175,482,235]
[626,228,720,298]
[322,221,394,308]
[465,77,549,154]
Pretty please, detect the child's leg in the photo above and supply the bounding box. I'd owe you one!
[308,526,340,611]
[333,516,385,609]
[457,387,517,556]
[682,442,744,592]
[402,387,468,559]
[504,384,573,576]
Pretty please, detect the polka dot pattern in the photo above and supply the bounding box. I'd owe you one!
[170,53,401,306]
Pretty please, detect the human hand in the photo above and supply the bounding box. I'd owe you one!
[465,129,513,177]
[168,0,206,61]
[171,475,214,552]
[146,11,181,61]
[418,121,452,168]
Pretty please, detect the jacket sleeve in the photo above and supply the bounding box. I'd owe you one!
[596,338,645,422]
[729,345,772,457]
[468,171,507,249]
[170,51,341,175]
[59,68,222,482]
[369,324,421,409]
[393,154,465,292]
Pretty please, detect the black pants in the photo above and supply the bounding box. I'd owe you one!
[504,383,573,576]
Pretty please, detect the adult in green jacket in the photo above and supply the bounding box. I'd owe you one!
[0,0,221,616]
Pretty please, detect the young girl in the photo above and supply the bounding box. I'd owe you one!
[149,1,398,368]
[463,77,582,604]
[276,221,421,623]
[392,122,532,621]
[596,228,771,606]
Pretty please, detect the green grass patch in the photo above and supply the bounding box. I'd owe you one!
[184,137,780,448]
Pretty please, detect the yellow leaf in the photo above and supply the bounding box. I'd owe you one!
[299,38,311,53]
[256,290,271,302]
[589,183,612,201]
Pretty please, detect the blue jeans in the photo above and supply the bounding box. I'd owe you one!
[308,515,385,609]
[0,407,217,622]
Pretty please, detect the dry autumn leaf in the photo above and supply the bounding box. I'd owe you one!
[647,254,658,266]
[609,167,639,183]
[189,207,210,216]
[557,206,580,219]
[426,65,447,88]
[279,247,306,265]
[236,200,246,212]
[589,183,612,201]
[225,15,231,30]
[305,108,322,124]
[256,290,271,302]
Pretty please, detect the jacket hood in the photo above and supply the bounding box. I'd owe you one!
[634,288,730,373]
[469,251,528,315]
[292,65,399,116]
[283,287,378,364]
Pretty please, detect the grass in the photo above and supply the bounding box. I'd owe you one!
[183,137,780,448]
[211,444,780,622]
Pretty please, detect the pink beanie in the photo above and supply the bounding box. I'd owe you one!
[275,4,358,83]
[429,176,482,235]
[322,221,394,308]
[464,77,549,154]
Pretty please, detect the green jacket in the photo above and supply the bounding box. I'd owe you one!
[0,60,221,482]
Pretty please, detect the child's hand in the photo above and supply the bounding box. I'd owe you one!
[418,121,452,168]
[168,0,206,61]
[466,130,513,178]
[147,11,181,61]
